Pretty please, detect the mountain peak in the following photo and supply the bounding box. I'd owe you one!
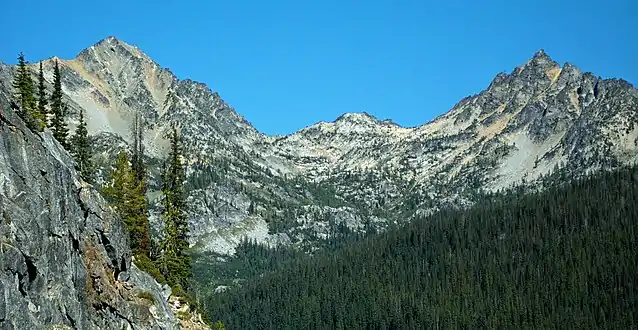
[332,112,403,128]
[532,49,549,59]
[94,36,129,48]
[98,35,120,43]
[76,36,150,63]
[335,112,377,123]
[525,49,558,69]
[86,36,128,52]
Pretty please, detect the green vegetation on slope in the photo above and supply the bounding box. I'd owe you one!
[69,108,94,183]
[50,59,69,147]
[102,127,195,305]
[192,221,367,298]
[11,52,45,132]
[157,128,193,292]
[103,151,152,257]
[206,165,638,329]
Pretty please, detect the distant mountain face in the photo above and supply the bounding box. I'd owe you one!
[1,38,637,257]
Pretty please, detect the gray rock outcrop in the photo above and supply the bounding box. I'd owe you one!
[0,91,179,328]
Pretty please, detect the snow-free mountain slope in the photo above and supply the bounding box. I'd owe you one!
[0,38,636,259]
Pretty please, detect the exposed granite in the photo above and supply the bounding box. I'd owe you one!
[0,91,180,329]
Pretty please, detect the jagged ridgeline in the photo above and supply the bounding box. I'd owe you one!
[206,165,638,329]
[1,38,636,263]
[0,37,637,329]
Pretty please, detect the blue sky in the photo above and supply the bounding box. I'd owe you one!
[1,0,636,135]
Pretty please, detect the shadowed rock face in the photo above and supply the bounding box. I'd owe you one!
[0,93,179,328]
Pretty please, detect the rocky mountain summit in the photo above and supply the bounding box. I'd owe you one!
[0,37,636,263]
[0,91,205,328]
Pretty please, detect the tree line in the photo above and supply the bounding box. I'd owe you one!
[11,52,92,180]
[10,52,194,301]
[206,164,638,329]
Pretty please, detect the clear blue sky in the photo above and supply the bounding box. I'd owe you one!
[1,0,636,135]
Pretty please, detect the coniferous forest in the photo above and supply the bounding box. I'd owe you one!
[206,165,638,329]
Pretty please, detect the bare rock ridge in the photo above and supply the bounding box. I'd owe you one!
[0,92,180,328]
[0,37,636,260]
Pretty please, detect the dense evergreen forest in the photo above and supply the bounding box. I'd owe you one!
[205,165,638,329]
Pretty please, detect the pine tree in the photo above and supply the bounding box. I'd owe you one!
[129,111,152,258]
[131,111,146,186]
[129,178,152,257]
[12,52,45,131]
[37,62,49,127]
[103,152,134,213]
[70,110,93,183]
[11,53,29,121]
[102,152,150,256]
[50,60,69,148]
[158,128,192,291]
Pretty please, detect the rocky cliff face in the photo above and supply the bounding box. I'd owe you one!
[0,38,636,262]
[0,91,183,328]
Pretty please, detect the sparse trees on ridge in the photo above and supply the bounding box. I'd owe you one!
[13,53,95,180]
[70,109,93,183]
[37,62,49,127]
[103,151,152,256]
[12,52,45,131]
[102,124,192,300]
[50,60,69,148]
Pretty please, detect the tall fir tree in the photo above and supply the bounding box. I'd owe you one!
[131,111,146,186]
[129,111,152,257]
[70,110,93,183]
[50,60,69,148]
[102,152,151,257]
[103,152,133,212]
[11,52,29,121]
[12,52,45,131]
[158,128,192,291]
[37,62,49,127]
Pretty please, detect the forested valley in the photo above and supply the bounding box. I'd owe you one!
[203,165,638,329]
